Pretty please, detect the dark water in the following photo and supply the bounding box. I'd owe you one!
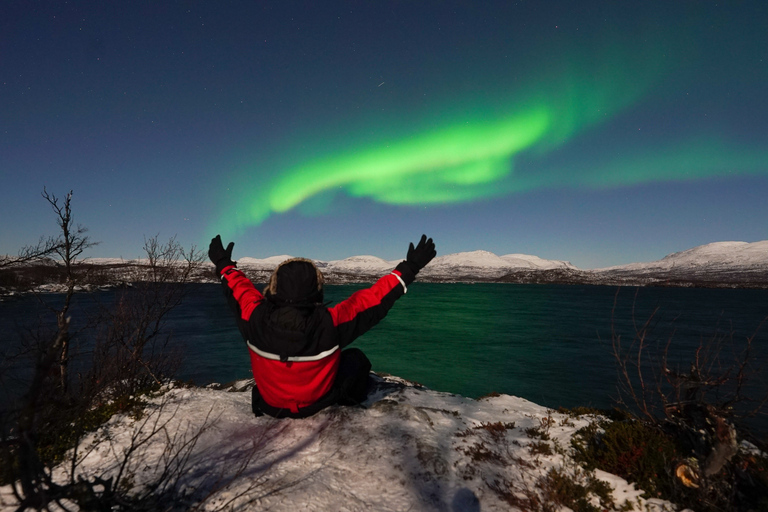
[3,283,767,433]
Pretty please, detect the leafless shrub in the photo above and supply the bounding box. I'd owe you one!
[610,287,768,508]
[85,235,204,400]
[4,389,300,512]
[1,189,249,511]
[611,288,767,437]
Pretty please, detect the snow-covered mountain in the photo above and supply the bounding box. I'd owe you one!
[500,253,576,270]
[597,241,768,272]
[429,250,514,270]
[323,255,400,274]
[237,255,295,270]
[232,249,576,283]
[580,241,768,288]
[417,250,574,280]
[100,240,768,288]
[5,241,766,291]
[232,249,569,280]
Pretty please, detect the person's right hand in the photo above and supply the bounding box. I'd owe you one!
[406,234,436,274]
[208,235,235,274]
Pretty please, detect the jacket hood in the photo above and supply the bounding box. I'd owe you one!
[264,258,324,305]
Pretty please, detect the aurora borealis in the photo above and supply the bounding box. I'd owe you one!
[220,21,677,233]
[2,1,767,267]
[242,109,550,221]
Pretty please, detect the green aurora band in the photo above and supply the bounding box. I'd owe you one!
[268,108,550,211]
[215,36,767,235]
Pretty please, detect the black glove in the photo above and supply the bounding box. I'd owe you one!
[406,234,436,274]
[208,235,235,274]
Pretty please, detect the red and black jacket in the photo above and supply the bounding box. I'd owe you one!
[219,261,416,413]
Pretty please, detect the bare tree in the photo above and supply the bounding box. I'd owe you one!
[0,190,239,511]
[0,189,93,507]
[38,189,97,390]
[0,197,72,291]
[0,238,62,270]
[88,235,204,399]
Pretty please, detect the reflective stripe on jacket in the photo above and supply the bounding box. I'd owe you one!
[220,261,415,412]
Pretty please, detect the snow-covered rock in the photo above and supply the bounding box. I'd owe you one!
[0,377,677,512]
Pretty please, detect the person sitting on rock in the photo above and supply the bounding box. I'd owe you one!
[208,234,436,419]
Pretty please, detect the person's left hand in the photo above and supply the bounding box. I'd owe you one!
[208,235,235,274]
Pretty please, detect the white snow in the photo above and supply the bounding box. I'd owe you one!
[417,250,577,279]
[324,255,400,274]
[226,241,767,276]
[500,253,575,270]
[229,249,577,278]
[85,257,133,265]
[43,240,767,279]
[429,250,513,270]
[597,240,768,272]
[237,255,296,270]
[0,377,678,511]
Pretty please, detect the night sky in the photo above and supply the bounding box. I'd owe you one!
[2,1,767,268]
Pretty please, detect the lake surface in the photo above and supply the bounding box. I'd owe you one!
[3,283,767,433]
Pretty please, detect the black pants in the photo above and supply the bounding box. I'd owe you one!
[251,348,372,419]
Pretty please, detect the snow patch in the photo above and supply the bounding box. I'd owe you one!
[500,253,575,270]
[237,255,296,270]
[598,240,768,272]
[429,250,512,269]
[325,255,399,273]
[0,377,679,511]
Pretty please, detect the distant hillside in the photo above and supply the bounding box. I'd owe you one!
[3,241,767,293]
[232,241,768,288]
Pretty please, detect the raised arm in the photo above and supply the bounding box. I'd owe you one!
[329,235,436,347]
[209,235,264,321]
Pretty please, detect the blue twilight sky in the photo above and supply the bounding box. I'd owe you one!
[1,1,766,269]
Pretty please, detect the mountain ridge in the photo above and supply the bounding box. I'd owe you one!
[228,240,767,289]
[3,241,766,291]
[234,240,765,272]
